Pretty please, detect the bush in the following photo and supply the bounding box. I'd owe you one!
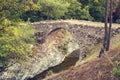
[116,19,120,24]
[0,23,35,68]
[80,6,94,21]
[112,61,120,79]
[21,11,47,22]
[0,17,11,27]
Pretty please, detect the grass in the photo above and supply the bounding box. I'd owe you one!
[112,61,120,79]
[79,44,101,65]
[110,36,120,50]
[79,32,120,66]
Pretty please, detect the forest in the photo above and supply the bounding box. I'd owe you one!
[0,0,120,23]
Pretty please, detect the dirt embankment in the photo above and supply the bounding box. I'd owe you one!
[44,31,120,80]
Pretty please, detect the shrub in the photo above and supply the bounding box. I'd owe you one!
[116,19,120,24]
[47,70,53,76]
[112,61,120,79]
[0,17,11,27]
[0,23,35,68]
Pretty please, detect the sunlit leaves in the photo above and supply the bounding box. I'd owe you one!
[0,24,35,65]
[39,0,70,19]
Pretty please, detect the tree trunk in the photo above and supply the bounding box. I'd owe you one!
[99,0,113,57]
[106,0,113,51]
[99,0,108,57]
[47,8,50,20]
[104,0,109,50]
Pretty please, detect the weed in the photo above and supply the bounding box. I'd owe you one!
[47,70,53,76]
[112,61,120,79]
[61,43,68,55]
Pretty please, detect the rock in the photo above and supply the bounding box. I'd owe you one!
[0,28,79,80]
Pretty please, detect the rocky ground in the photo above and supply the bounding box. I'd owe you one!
[45,33,120,80]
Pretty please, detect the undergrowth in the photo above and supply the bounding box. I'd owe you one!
[112,61,120,79]
[0,21,35,68]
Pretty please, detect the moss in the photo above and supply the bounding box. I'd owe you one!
[57,42,68,55]
[60,42,68,55]
[62,45,68,55]
[61,28,67,35]
[47,70,53,76]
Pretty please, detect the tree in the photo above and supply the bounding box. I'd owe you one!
[22,0,40,11]
[38,0,70,20]
[0,0,40,22]
[99,0,113,57]
[63,0,93,20]
[113,0,120,23]
[106,0,113,51]
[104,0,109,51]
[63,0,82,19]
[89,0,105,21]
[78,0,105,22]
[80,6,94,21]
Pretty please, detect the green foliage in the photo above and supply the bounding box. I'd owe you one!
[39,0,70,19]
[21,11,47,22]
[61,43,68,55]
[63,0,93,20]
[89,0,105,22]
[0,0,40,22]
[0,0,120,23]
[112,61,120,79]
[47,70,53,76]
[0,23,35,68]
[63,0,82,19]
[80,6,94,21]
[0,17,11,27]
[22,0,40,11]
[116,19,120,24]
[113,1,120,23]
[79,0,105,22]
[20,0,120,23]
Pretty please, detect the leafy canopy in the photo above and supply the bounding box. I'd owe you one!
[39,0,70,19]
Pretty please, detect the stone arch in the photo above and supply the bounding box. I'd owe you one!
[47,27,63,36]
[35,27,72,44]
[46,27,70,36]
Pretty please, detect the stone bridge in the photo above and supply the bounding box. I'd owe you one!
[32,21,120,59]
[33,22,104,44]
